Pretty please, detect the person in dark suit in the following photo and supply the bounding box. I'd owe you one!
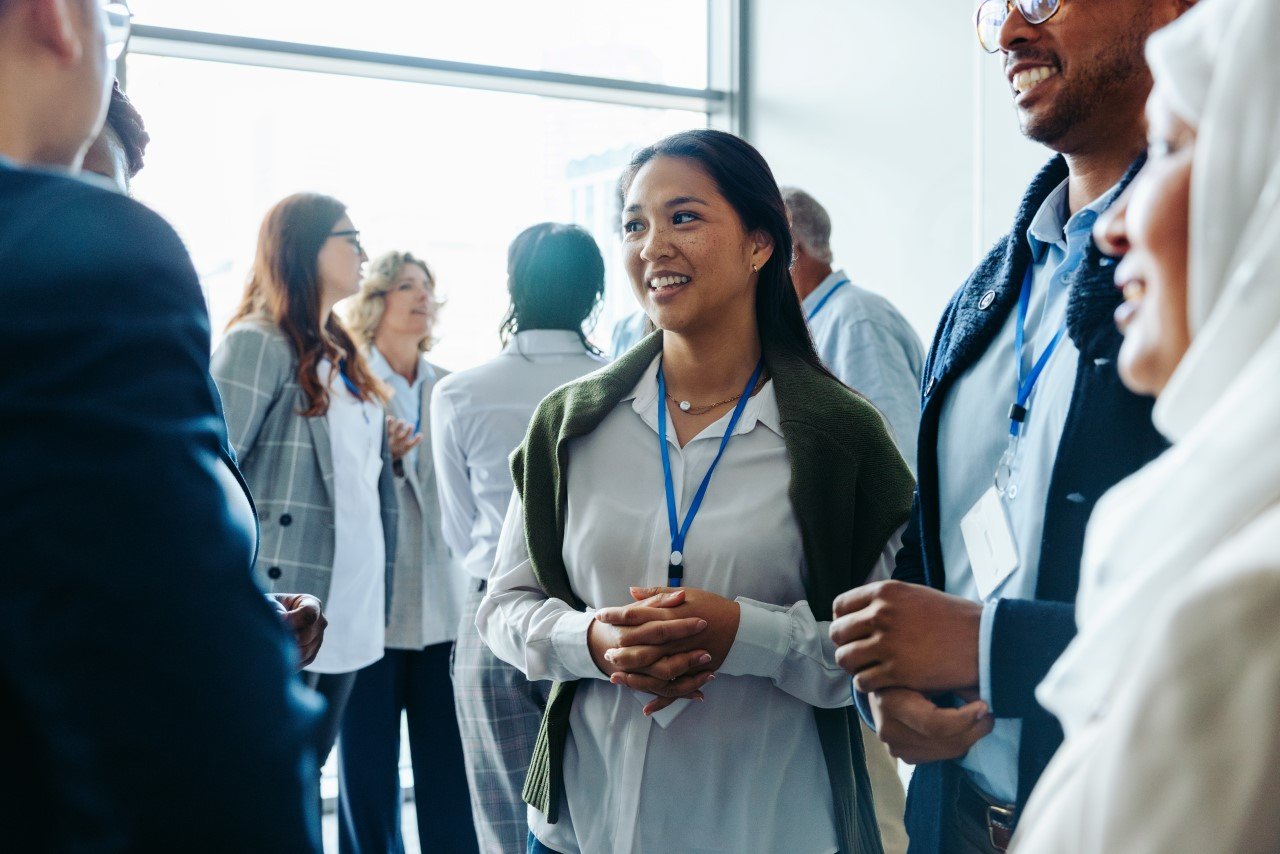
[0,1,322,850]
[829,0,1192,851]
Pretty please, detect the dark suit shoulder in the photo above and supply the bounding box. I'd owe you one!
[0,167,200,310]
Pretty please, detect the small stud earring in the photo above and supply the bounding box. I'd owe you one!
[752,264,758,273]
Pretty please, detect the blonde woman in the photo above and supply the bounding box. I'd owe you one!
[338,251,476,853]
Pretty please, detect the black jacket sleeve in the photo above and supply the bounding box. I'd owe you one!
[891,492,928,586]
[987,590,1077,719]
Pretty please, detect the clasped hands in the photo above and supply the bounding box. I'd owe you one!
[588,586,740,717]
[829,580,993,764]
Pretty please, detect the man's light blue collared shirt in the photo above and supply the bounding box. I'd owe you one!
[610,310,649,359]
[934,178,1118,803]
[802,271,924,472]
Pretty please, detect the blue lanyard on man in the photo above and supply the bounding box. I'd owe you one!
[994,265,1067,496]
[656,358,766,587]
[805,278,850,323]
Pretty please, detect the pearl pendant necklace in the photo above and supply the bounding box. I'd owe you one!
[665,371,769,417]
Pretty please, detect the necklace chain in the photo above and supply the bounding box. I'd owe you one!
[665,372,769,417]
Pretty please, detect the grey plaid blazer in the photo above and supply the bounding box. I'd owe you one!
[211,318,397,612]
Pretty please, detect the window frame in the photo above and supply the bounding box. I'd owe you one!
[121,1,744,128]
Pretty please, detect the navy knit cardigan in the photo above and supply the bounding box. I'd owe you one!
[894,155,1169,853]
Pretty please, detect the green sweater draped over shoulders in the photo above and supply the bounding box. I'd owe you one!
[509,331,914,854]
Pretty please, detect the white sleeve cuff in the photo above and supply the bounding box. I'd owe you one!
[719,598,790,678]
[979,601,997,706]
[551,608,604,681]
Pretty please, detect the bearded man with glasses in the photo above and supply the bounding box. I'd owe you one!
[0,1,321,850]
[830,1,1194,851]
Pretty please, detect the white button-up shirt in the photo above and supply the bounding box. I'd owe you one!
[429,330,606,581]
[478,356,895,854]
[305,360,386,674]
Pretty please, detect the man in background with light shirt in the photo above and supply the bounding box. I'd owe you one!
[783,186,924,473]
[829,0,1190,851]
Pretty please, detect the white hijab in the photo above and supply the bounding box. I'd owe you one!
[1036,0,1280,733]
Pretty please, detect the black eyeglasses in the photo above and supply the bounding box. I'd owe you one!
[329,229,364,255]
[975,0,1064,53]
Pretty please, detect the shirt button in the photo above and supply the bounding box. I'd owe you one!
[279,513,293,527]
[267,566,282,580]
[979,290,997,310]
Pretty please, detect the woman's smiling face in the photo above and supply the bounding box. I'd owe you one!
[620,155,771,337]
[1094,86,1196,397]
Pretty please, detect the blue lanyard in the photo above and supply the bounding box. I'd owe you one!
[656,357,765,587]
[1008,265,1066,437]
[337,359,371,424]
[805,278,850,323]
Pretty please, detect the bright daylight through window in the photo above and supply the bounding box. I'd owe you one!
[123,1,727,369]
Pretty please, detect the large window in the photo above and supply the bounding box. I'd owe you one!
[123,2,737,368]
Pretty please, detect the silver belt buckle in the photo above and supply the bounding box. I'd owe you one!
[986,804,1016,851]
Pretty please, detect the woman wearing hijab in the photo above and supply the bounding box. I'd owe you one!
[477,129,914,854]
[1011,0,1280,849]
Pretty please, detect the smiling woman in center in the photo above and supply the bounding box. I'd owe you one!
[476,128,915,854]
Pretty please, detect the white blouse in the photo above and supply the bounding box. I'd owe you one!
[305,360,386,675]
[478,356,895,854]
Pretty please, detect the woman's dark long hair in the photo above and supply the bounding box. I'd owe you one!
[500,222,605,356]
[228,193,385,416]
[618,129,833,380]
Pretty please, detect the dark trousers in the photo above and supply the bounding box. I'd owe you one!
[338,644,477,854]
[943,775,1007,854]
[303,669,359,765]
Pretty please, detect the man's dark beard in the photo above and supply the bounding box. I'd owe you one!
[1022,20,1152,148]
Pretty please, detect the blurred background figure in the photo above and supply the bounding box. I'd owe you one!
[81,79,148,193]
[338,251,475,853]
[783,186,923,473]
[430,222,606,853]
[212,193,398,796]
[610,308,650,358]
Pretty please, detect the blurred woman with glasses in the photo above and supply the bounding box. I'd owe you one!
[336,251,476,853]
[212,193,398,775]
